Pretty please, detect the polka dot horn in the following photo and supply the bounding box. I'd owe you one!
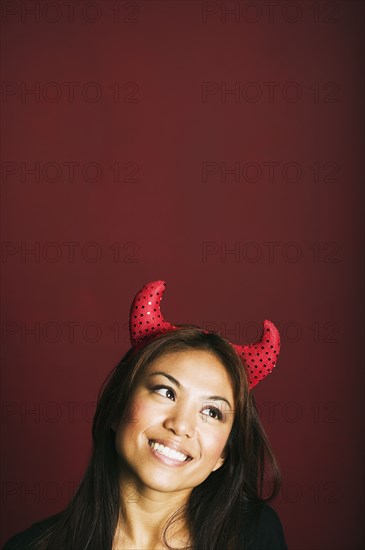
[231,320,281,390]
[129,280,177,346]
[129,280,281,390]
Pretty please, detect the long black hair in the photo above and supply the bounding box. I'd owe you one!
[32,326,281,549]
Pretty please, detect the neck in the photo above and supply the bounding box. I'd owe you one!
[113,474,192,549]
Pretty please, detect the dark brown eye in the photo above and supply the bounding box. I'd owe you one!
[153,386,175,401]
[201,407,223,421]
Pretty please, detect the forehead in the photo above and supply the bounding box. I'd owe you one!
[142,349,235,399]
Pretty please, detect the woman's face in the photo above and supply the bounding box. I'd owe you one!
[112,349,235,496]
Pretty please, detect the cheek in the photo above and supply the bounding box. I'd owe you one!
[123,398,143,424]
[203,429,231,461]
[119,395,157,434]
[115,396,162,460]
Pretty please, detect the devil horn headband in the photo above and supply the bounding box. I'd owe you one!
[129,280,280,390]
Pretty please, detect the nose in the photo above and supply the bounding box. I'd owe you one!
[163,400,196,438]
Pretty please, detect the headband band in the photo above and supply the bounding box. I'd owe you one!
[129,280,281,390]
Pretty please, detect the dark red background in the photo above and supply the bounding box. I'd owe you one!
[1,1,364,548]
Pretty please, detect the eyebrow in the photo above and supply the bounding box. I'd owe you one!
[148,371,233,409]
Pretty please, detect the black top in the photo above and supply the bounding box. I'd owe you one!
[2,502,288,549]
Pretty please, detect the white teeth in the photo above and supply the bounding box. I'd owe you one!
[149,440,188,462]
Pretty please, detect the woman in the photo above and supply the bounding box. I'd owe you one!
[3,280,288,549]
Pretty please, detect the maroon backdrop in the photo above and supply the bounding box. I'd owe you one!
[1,1,364,549]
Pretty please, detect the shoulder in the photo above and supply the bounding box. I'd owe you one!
[2,515,60,550]
[239,500,288,550]
[253,502,288,550]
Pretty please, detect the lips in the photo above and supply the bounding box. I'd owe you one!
[148,439,193,462]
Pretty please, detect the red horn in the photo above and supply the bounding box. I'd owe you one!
[129,280,176,346]
[232,320,281,390]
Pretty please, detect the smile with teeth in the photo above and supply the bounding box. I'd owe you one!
[148,440,191,462]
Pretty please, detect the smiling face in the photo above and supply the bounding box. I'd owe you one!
[112,348,235,497]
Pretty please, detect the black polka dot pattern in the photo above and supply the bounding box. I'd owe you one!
[129,280,176,346]
[232,320,281,390]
